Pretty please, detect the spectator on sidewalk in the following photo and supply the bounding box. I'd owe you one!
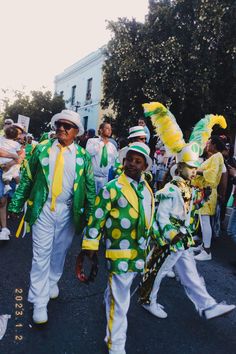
[86,122,117,193]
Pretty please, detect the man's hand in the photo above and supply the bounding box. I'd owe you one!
[75,250,98,283]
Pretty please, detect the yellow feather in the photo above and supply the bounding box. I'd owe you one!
[143,102,186,153]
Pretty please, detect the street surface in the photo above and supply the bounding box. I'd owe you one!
[0,216,236,354]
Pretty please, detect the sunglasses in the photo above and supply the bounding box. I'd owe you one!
[55,121,77,131]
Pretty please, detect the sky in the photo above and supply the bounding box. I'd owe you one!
[0,0,148,96]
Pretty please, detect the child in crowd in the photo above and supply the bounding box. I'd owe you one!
[0,125,22,194]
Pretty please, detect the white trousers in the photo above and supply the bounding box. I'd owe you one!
[149,249,216,314]
[28,200,75,307]
[200,214,212,248]
[105,272,137,354]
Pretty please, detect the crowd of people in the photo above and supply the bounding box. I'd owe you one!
[1,103,236,354]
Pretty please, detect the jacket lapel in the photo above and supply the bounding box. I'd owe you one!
[38,139,53,186]
[144,179,155,230]
[118,173,139,213]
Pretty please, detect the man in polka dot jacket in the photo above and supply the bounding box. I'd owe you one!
[82,142,164,354]
[9,110,96,325]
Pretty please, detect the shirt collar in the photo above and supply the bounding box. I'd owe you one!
[54,139,75,153]
[126,175,145,187]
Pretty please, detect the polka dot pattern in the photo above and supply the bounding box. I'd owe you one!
[120,218,131,229]
[76,157,84,166]
[103,189,110,200]
[118,261,128,272]
[119,239,130,249]
[118,196,128,208]
[42,157,49,166]
[112,228,121,239]
[135,259,144,270]
[106,218,112,228]
[95,208,104,219]
[88,228,99,239]
[111,208,120,218]
[95,196,100,206]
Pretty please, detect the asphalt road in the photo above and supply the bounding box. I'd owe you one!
[0,216,236,354]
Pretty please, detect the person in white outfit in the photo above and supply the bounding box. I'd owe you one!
[141,101,235,321]
[86,122,118,193]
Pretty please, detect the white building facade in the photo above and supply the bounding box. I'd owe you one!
[54,46,107,132]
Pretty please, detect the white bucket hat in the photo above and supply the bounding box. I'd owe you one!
[4,119,14,125]
[51,110,84,136]
[128,126,147,140]
[119,142,152,171]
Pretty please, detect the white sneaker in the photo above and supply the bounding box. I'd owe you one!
[3,185,12,194]
[205,302,236,320]
[167,270,175,278]
[192,243,203,253]
[33,306,48,324]
[109,349,126,354]
[142,303,168,318]
[49,284,59,299]
[0,228,10,241]
[194,249,212,261]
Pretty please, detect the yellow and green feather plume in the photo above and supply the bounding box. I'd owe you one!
[142,102,186,153]
[189,114,227,155]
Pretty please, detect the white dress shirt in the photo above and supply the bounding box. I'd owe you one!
[48,139,76,202]
[86,137,118,177]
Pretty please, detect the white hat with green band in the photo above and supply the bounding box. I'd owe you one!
[119,142,152,171]
[128,126,147,139]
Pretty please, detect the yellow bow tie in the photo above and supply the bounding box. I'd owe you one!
[50,144,67,211]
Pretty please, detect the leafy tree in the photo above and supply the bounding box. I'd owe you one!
[102,0,236,137]
[1,90,65,138]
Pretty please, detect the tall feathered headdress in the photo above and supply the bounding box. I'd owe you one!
[189,114,227,155]
[143,102,227,167]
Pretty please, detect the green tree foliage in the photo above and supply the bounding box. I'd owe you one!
[102,0,236,137]
[2,90,65,138]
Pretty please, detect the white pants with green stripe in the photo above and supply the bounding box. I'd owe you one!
[105,272,137,354]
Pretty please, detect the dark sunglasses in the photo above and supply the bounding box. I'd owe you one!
[55,121,77,131]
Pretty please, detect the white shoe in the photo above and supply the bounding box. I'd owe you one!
[3,185,12,194]
[109,349,126,354]
[205,302,236,320]
[33,306,48,324]
[49,284,59,299]
[142,303,168,318]
[0,228,10,241]
[192,243,203,253]
[167,270,175,278]
[194,249,212,261]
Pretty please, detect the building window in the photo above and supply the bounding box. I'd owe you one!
[60,91,64,97]
[86,78,92,101]
[71,85,76,105]
[83,116,88,131]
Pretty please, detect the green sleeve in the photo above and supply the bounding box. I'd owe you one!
[8,146,41,213]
